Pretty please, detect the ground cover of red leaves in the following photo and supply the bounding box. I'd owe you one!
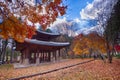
[0,58,120,80]
[28,58,120,80]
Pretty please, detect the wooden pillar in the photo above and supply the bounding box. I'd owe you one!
[51,52,54,62]
[45,52,47,61]
[44,52,46,62]
[23,48,29,65]
[36,51,40,65]
[40,52,42,62]
[58,49,61,60]
[28,52,32,63]
[41,52,43,62]
[39,52,42,63]
[37,53,39,58]
[58,49,61,57]
[33,53,36,63]
[47,52,49,61]
[20,52,24,63]
[20,50,25,64]
[43,52,45,62]
[48,52,51,62]
[54,51,57,61]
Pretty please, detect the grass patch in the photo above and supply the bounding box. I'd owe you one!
[0,64,13,70]
[115,54,120,59]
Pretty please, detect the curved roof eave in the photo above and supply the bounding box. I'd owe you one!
[37,30,60,36]
[25,38,70,47]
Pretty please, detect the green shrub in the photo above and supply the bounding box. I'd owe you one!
[115,54,120,59]
[0,64,13,69]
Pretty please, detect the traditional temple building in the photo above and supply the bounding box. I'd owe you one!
[16,30,70,65]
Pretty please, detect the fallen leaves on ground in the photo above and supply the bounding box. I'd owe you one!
[0,58,120,80]
[0,59,90,80]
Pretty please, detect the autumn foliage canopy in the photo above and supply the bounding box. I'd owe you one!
[73,32,106,55]
[0,0,66,42]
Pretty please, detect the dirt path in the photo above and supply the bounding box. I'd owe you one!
[1,58,119,80]
[0,58,92,80]
[25,58,120,80]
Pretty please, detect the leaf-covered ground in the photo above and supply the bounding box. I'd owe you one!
[0,59,91,80]
[0,58,120,80]
[28,58,120,80]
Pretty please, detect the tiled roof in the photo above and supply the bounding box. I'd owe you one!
[25,38,70,47]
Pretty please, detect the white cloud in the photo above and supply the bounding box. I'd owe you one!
[73,18,89,29]
[78,0,118,35]
[77,25,103,34]
[80,0,117,20]
[74,18,88,24]
[49,0,118,36]
[80,0,101,20]
[74,18,80,23]
[50,17,67,27]
[49,17,92,37]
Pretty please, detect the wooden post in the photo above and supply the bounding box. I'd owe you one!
[40,52,42,63]
[58,49,61,60]
[46,52,47,61]
[22,48,29,65]
[55,51,57,61]
[58,49,61,57]
[28,52,31,63]
[36,52,40,65]
[20,53,23,63]
[48,52,51,62]
[41,52,43,62]
[33,53,36,63]
[22,51,26,63]
[43,52,45,62]
[51,52,54,62]
[44,52,46,61]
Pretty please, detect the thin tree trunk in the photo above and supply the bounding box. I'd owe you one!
[0,39,3,61]
[106,38,112,63]
[0,51,2,61]
[2,40,8,64]
[10,44,13,63]
[6,51,9,62]
[0,39,2,61]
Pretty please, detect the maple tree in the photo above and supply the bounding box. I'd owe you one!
[0,0,66,64]
[0,0,66,42]
[73,32,106,56]
[88,32,106,54]
[73,34,89,55]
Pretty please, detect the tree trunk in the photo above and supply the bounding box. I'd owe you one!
[6,51,9,62]
[0,39,2,61]
[0,51,2,61]
[106,39,112,63]
[10,44,13,63]
[1,40,8,64]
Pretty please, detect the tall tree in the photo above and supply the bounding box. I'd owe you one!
[73,32,106,56]
[0,0,67,42]
[0,0,66,63]
[104,0,120,63]
[96,0,119,63]
[105,0,120,46]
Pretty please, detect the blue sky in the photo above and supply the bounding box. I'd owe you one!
[62,0,93,20]
[55,0,98,33]
[51,0,116,35]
